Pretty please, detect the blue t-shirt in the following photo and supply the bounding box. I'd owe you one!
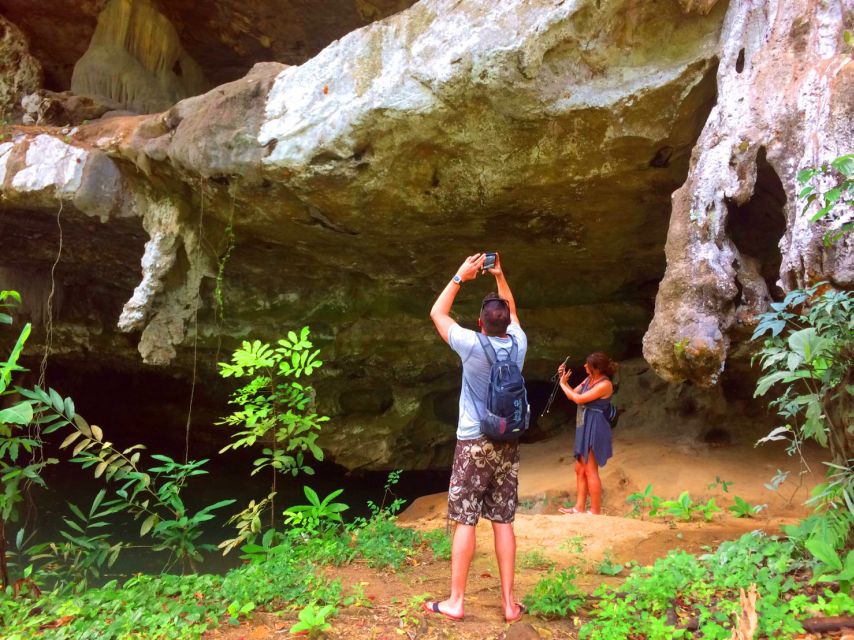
[448,322,527,440]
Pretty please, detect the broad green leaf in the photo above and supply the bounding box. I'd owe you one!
[806,539,842,571]
[830,153,854,177]
[48,388,64,414]
[63,397,75,420]
[0,401,33,425]
[788,328,823,361]
[303,485,320,507]
[797,168,819,183]
[91,425,104,442]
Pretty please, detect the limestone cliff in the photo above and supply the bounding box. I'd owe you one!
[643,0,854,385]
[0,0,848,469]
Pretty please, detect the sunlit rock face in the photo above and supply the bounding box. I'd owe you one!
[0,0,819,470]
[643,0,854,386]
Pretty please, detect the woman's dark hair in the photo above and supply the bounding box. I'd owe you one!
[586,352,617,378]
[480,293,510,336]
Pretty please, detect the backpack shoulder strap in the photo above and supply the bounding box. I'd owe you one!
[476,333,497,364]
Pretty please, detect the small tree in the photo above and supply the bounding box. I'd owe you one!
[217,327,327,535]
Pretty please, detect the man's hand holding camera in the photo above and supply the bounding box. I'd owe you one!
[456,253,487,283]
[454,252,504,284]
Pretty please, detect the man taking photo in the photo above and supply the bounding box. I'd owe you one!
[425,252,527,623]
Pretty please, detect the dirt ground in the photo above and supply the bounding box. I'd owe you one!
[207,432,832,640]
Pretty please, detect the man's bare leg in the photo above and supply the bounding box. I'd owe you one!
[492,521,521,619]
[436,522,476,618]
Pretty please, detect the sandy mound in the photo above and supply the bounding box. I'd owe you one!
[401,429,824,568]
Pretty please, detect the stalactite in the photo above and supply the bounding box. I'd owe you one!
[70,0,207,114]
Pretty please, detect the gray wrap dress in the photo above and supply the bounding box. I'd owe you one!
[573,379,614,466]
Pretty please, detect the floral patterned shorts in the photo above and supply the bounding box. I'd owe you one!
[448,436,519,526]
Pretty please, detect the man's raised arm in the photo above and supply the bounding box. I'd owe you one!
[430,254,485,343]
[487,253,519,326]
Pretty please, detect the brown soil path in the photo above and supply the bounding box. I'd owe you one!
[208,432,827,639]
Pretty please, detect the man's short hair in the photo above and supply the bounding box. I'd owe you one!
[480,294,511,336]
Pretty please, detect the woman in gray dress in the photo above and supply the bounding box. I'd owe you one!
[555,352,616,515]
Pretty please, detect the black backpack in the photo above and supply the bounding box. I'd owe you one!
[584,377,619,429]
[589,403,619,429]
[475,334,530,441]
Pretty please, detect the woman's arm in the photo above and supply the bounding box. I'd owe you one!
[558,365,612,404]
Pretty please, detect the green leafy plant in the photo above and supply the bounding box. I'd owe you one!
[39,409,235,571]
[596,551,624,576]
[0,291,58,589]
[796,153,853,245]
[351,513,419,570]
[519,549,555,570]
[366,469,405,518]
[751,172,853,578]
[707,476,733,493]
[805,539,854,593]
[423,529,452,561]
[34,490,124,592]
[626,483,663,518]
[522,567,584,618]
[348,471,420,570]
[753,285,852,466]
[290,603,336,638]
[728,496,764,518]
[396,593,430,627]
[226,599,256,625]
[284,486,349,534]
[218,492,276,556]
[579,532,850,639]
[217,328,328,527]
[560,535,586,554]
[659,492,719,522]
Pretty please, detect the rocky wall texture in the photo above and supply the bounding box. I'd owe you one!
[643,0,854,385]
[70,0,208,113]
[3,0,837,469]
[0,0,417,93]
[0,14,42,121]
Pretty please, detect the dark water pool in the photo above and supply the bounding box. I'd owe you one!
[22,443,449,579]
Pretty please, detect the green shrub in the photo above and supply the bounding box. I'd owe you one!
[522,567,584,618]
[423,529,452,561]
[580,532,854,639]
